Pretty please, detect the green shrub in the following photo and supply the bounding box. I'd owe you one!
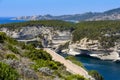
[0,32,6,43]
[32,60,60,70]
[6,37,18,45]
[24,44,35,50]
[18,42,26,49]
[5,54,18,60]
[0,62,19,80]
[88,70,104,80]
[0,32,18,45]
[0,20,74,31]
[48,61,58,70]
[31,59,48,70]
[66,56,84,68]
[7,44,19,54]
[27,41,43,48]
[18,42,35,50]
[65,74,87,80]
[24,49,52,60]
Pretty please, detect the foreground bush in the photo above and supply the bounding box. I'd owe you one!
[88,70,104,80]
[0,32,6,43]
[0,62,19,80]
[24,49,52,60]
[65,74,87,80]
[5,54,18,60]
[7,44,20,54]
[32,59,62,70]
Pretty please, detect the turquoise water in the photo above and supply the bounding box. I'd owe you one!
[75,56,120,80]
[0,18,25,24]
[59,53,120,80]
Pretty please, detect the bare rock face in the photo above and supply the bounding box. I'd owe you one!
[21,68,38,80]
[53,76,61,80]
[2,59,38,80]
[38,67,54,76]
[0,26,53,40]
[2,59,20,68]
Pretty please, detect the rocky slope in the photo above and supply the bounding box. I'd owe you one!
[87,8,120,21]
[0,25,72,49]
[67,38,120,61]
[0,31,91,80]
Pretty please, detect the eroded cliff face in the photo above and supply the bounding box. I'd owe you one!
[68,38,120,61]
[0,26,72,49]
[75,38,101,50]
[0,26,52,39]
[0,26,120,61]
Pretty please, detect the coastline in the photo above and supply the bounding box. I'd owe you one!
[67,47,120,62]
[44,48,94,80]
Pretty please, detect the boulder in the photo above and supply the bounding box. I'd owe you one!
[2,59,38,80]
[38,67,54,76]
[21,68,38,80]
[2,59,20,68]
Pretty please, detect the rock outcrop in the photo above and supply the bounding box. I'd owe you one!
[38,67,54,76]
[1,24,120,62]
[67,38,120,61]
[2,59,38,80]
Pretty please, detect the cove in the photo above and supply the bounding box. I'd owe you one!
[76,56,120,80]
[59,53,120,80]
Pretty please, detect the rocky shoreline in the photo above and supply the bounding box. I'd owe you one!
[67,48,120,62]
[0,26,120,62]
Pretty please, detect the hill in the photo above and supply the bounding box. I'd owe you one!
[13,8,120,21]
[0,32,89,80]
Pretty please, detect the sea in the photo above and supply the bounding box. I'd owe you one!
[0,18,26,24]
[59,52,120,80]
[0,19,120,80]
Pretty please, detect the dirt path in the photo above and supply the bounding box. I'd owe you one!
[44,48,93,79]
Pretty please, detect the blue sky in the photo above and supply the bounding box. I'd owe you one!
[0,0,120,17]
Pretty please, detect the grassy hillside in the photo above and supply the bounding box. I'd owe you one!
[0,20,75,31]
[73,21,120,48]
[0,32,87,80]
